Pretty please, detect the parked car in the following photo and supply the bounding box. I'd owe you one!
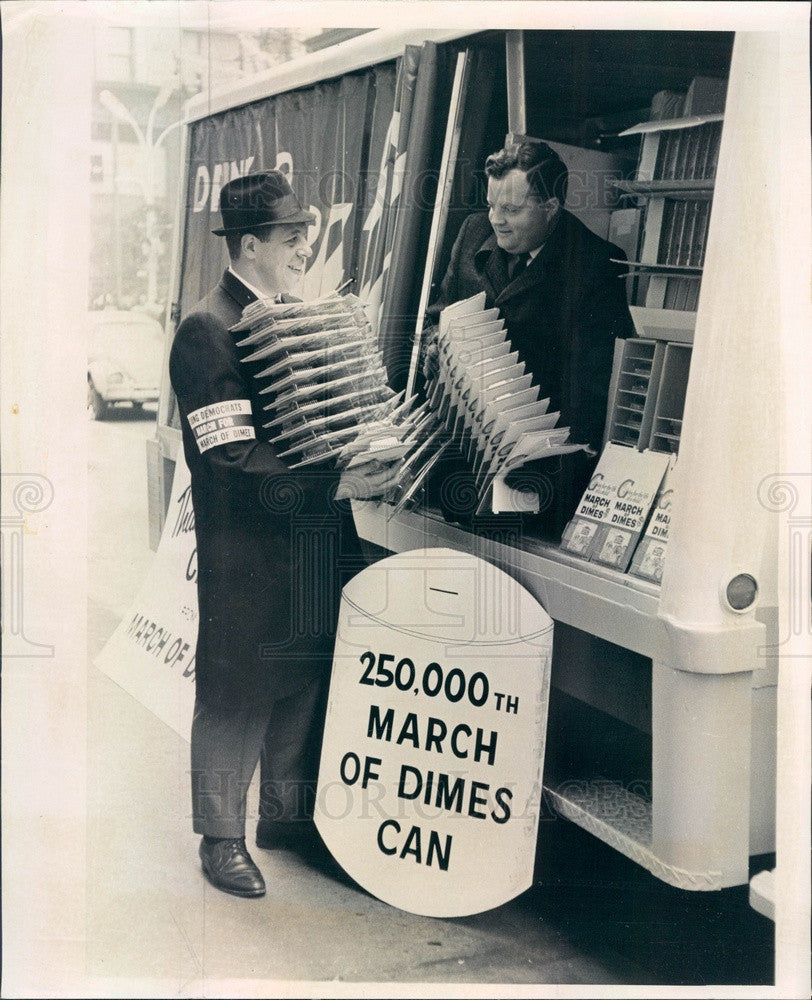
[87,310,163,419]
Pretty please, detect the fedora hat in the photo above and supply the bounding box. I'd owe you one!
[212,170,316,235]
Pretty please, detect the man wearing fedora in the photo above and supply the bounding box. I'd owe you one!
[169,171,397,898]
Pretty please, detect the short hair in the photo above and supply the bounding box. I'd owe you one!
[484,140,568,203]
[224,226,275,262]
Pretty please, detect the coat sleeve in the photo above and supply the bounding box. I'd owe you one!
[505,252,633,534]
[425,213,473,324]
[169,310,334,502]
[566,253,634,452]
[417,215,477,390]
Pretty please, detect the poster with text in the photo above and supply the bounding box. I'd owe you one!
[95,458,197,740]
[316,547,552,917]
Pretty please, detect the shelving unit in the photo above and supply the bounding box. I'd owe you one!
[605,339,693,454]
[650,343,692,453]
[604,102,724,458]
[604,338,664,450]
[616,110,724,320]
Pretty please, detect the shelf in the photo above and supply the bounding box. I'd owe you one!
[545,782,725,891]
[613,179,714,200]
[618,112,724,137]
[629,306,696,344]
[615,259,703,276]
[606,338,668,452]
[352,498,769,892]
[352,499,665,660]
[621,342,656,354]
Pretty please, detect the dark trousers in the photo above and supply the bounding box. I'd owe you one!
[190,674,324,839]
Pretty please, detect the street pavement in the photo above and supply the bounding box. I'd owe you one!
[89,405,158,660]
[87,405,772,994]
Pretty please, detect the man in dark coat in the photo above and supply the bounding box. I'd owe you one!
[426,139,635,535]
[170,171,397,897]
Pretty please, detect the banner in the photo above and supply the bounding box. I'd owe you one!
[378,42,444,390]
[179,65,397,320]
[358,46,421,345]
[95,459,197,739]
[315,547,552,917]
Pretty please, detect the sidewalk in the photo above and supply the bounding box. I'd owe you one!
[86,662,643,990]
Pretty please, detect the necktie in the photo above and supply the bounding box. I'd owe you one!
[509,252,530,280]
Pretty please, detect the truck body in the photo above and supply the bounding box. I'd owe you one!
[149,24,801,903]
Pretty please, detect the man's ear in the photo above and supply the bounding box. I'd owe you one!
[544,196,561,216]
[240,233,257,258]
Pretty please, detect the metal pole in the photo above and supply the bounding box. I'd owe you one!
[406,51,470,400]
[112,118,123,305]
[505,31,526,142]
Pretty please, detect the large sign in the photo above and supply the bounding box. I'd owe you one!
[315,547,552,917]
[95,459,197,739]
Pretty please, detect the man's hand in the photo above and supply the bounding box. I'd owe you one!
[335,458,401,501]
[421,331,440,382]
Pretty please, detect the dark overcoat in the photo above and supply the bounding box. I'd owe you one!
[429,210,635,532]
[169,270,363,708]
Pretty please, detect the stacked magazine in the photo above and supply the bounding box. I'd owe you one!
[559,442,671,572]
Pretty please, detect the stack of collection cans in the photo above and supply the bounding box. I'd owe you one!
[234,290,585,513]
[233,293,413,470]
[418,291,586,514]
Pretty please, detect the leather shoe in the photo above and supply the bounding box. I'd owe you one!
[199,837,265,898]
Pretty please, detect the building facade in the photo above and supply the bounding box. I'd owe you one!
[90,23,311,317]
